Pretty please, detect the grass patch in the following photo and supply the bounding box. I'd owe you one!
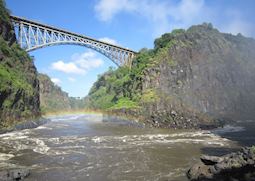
[109,97,140,110]
[141,89,159,103]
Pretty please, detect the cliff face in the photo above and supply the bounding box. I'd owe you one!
[0,0,40,128]
[144,24,255,123]
[85,23,255,128]
[141,24,255,128]
[38,74,71,113]
[38,73,85,113]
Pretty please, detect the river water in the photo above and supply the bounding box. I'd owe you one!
[0,114,255,181]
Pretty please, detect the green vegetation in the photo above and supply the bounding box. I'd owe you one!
[38,73,87,113]
[85,29,187,111]
[141,89,159,103]
[0,37,34,95]
[39,73,72,113]
[0,0,41,127]
[0,0,10,22]
[109,97,140,110]
[86,24,226,113]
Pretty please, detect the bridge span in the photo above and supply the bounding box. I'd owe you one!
[10,15,137,67]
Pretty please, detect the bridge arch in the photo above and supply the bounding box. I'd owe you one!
[10,15,137,67]
[25,41,130,67]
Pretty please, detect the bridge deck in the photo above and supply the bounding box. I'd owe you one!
[10,15,136,54]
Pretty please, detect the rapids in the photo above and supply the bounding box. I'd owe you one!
[0,114,254,181]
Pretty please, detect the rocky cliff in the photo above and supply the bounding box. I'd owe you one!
[0,0,40,128]
[38,73,85,113]
[141,24,255,128]
[38,74,71,113]
[85,23,255,129]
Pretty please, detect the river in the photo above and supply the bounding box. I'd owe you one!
[0,114,255,181]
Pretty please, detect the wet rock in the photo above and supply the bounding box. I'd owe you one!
[200,155,223,165]
[0,168,30,181]
[0,118,50,134]
[187,147,255,181]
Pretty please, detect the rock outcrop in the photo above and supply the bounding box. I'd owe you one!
[0,0,40,128]
[38,73,71,113]
[0,168,30,181]
[187,147,255,181]
[38,73,85,113]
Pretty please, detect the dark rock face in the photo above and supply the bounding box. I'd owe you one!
[143,24,255,128]
[38,73,71,112]
[187,147,255,181]
[0,168,30,181]
[0,0,40,128]
[38,73,86,113]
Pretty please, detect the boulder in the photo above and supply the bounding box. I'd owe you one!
[0,168,30,181]
[187,147,255,181]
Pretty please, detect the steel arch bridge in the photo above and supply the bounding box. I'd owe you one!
[10,15,137,67]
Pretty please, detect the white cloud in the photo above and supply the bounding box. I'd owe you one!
[94,0,206,36]
[219,10,254,37]
[223,19,253,36]
[51,78,61,85]
[99,37,118,45]
[94,0,255,38]
[51,61,85,75]
[172,0,205,22]
[51,51,104,75]
[95,0,135,22]
[68,77,76,82]
[72,51,104,69]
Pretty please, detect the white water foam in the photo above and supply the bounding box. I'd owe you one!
[32,139,50,154]
[0,153,15,161]
[0,130,50,155]
[236,120,255,123]
[35,125,52,130]
[88,130,232,147]
[212,125,245,134]
[0,162,25,170]
[0,131,29,139]
[0,125,234,158]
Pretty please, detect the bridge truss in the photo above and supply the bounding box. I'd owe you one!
[10,15,137,67]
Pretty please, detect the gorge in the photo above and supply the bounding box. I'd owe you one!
[1,0,255,180]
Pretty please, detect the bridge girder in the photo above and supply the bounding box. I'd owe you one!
[10,15,136,67]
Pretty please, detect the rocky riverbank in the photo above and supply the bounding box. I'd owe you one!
[0,117,50,134]
[187,147,255,181]
[103,108,223,130]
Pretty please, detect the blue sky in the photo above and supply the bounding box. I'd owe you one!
[6,0,255,97]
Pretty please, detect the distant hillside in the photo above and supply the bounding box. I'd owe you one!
[85,23,255,129]
[0,0,40,128]
[38,73,85,113]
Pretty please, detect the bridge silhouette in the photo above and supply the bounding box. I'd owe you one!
[10,15,137,67]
